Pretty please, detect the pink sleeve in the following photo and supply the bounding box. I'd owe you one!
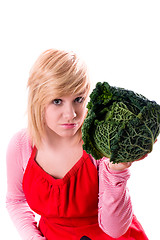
[91,156,133,238]
[6,130,46,240]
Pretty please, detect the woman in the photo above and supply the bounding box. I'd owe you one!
[6,49,148,239]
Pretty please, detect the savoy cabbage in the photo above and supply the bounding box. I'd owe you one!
[82,82,160,163]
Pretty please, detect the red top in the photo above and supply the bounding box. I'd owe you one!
[23,146,148,240]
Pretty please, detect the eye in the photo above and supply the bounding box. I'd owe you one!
[74,97,84,103]
[52,99,62,105]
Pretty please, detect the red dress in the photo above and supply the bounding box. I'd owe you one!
[23,146,148,240]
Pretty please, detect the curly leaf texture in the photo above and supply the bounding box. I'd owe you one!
[82,82,160,163]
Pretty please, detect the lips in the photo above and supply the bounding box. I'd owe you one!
[61,123,78,129]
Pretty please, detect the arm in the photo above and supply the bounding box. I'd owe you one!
[6,130,46,240]
[98,158,133,238]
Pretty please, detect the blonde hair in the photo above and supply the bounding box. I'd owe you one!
[27,49,90,147]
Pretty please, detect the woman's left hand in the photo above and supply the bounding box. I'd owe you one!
[108,154,148,171]
[108,161,132,171]
[108,139,157,171]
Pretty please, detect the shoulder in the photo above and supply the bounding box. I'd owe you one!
[7,128,31,149]
[7,129,32,169]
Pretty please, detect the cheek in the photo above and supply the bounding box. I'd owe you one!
[45,107,50,122]
[84,108,88,118]
[44,106,56,126]
[79,107,88,121]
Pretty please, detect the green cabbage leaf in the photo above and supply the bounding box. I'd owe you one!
[82,82,160,163]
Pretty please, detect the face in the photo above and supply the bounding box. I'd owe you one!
[44,94,88,140]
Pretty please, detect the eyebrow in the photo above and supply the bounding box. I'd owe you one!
[75,90,86,96]
[52,91,86,100]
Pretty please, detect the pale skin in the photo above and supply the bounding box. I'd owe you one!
[108,154,148,171]
[36,94,88,179]
[36,93,146,178]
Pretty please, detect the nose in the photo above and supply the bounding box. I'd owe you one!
[63,103,76,120]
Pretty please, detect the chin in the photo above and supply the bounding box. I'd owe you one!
[61,128,80,138]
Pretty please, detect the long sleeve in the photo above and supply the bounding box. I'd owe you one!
[97,158,133,238]
[6,130,46,240]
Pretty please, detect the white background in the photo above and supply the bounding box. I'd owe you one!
[0,0,160,239]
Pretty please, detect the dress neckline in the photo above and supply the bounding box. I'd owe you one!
[30,146,89,185]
